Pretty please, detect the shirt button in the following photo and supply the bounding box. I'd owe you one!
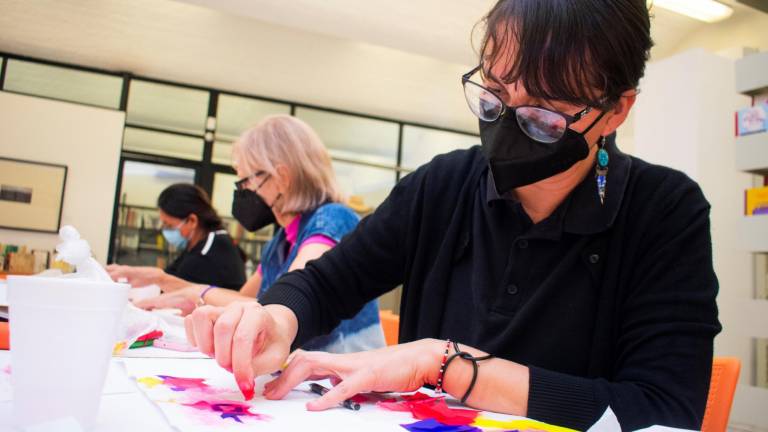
[517,239,528,249]
[506,284,519,295]
[589,254,600,264]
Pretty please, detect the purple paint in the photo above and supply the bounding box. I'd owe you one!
[183,400,271,423]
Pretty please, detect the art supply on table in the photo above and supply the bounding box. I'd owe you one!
[309,382,361,411]
[129,330,164,349]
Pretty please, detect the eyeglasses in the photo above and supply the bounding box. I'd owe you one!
[462,66,594,144]
[234,170,267,191]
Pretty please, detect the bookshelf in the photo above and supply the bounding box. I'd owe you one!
[735,50,768,392]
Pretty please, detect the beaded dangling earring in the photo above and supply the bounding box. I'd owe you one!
[596,136,609,205]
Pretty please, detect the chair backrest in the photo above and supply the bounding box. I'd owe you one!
[379,310,400,346]
[701,357,741,432]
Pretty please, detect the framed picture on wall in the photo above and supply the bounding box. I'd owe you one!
[0,157,67,233]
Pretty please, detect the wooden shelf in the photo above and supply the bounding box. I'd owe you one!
[735,133,768,175]
[741,216,768,252]
[736,51,768,95]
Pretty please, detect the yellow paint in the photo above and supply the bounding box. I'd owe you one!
[473,416,578,432]
[112,341,127,355]
[137,376,163,388]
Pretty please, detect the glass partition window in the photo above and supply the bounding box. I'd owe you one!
[123,127,204,161]
[333,161,396,209]
[296,107,399,167]
[216,94,291,141]
[212,140,234,166]
[126,80,209,134]
[401,126,479,171]
[119,161,196,208]
[3,59,122,109]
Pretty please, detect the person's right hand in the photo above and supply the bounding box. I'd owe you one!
[106,264,165,288]
[184,302,297,399]
[135,285,202,316]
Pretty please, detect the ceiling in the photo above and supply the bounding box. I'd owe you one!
[174,0,760,64]
[0,0,763,133]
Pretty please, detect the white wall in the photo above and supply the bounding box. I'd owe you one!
[633,48,768,429]
[0,92,125,264]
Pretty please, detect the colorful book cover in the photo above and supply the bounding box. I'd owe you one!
[745,186,768,216]
[737,103,768,136]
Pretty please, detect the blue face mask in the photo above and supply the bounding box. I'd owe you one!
[162,219,188,249]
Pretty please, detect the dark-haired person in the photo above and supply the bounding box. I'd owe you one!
[107,183,246,292]
[184,1,720,430]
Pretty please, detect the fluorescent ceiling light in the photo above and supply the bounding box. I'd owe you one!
[651,0,733,23]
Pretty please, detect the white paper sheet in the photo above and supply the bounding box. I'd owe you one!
[123,357,420,432]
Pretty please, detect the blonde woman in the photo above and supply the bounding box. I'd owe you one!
[139,114,385,354]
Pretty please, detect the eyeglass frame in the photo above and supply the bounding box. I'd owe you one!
[461,65,594,130]
[234,170,268,191]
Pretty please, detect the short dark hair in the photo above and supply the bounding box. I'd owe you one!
[157,183,223,231]
[478,0,652,109]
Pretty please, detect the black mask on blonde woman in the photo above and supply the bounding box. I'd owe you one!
[231,189,276,232]
[480,109,606,194]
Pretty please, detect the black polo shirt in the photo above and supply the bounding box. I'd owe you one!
[262,137,721,431]
[165,230,246,289]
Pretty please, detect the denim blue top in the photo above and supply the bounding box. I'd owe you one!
[258,203,385,352]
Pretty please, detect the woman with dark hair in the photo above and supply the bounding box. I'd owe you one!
[185,1,720,430]
[107,183,245,291]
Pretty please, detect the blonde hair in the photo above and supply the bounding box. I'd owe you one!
[232,114,344,214]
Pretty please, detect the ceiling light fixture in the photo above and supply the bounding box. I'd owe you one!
[651,0,734,23]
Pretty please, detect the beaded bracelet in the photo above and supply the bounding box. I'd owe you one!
[434,339,452,394]
[443,341,493,404]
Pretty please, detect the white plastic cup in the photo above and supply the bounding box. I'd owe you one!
[7,276,129,430]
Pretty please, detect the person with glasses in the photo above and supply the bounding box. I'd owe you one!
[137,115,386,355]
[184,1,720,430]
[107,183,246,291]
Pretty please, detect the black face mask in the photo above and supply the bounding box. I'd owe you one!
[231,189,276,232]
[480,110,606,194]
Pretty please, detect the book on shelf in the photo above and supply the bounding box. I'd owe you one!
[745,185,768,215]
[736,103,768,136]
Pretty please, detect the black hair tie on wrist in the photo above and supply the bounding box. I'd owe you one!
[442,341,493,404]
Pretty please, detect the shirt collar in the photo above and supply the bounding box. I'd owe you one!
[485,133,631,236]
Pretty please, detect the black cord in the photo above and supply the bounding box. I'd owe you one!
[442,341,493,404]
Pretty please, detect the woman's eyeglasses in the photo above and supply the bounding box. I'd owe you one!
[462,66,593,144]
[234,170,267,191]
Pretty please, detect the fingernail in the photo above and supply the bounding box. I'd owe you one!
[238,381,254,400]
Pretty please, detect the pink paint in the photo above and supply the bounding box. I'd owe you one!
[156,375,210,392]
[1,365,11,375]
[183,400,271,423]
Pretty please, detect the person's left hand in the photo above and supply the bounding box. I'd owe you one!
[106,264,165,288]
[135,285,202,316]
[262,339,443,410]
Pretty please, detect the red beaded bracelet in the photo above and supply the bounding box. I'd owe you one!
[435,339,452,394]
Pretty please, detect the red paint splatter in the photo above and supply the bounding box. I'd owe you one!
[157,375,210,392]
[377,391,479,426]
[183,400,271,423]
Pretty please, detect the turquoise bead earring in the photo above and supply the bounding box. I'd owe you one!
[596,136,609,205]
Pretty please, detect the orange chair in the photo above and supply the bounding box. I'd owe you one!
[379,310,400,346]
[0,322,9,350]
[701,357,741,432]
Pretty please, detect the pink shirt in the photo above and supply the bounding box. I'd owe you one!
[256,214,337,275]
